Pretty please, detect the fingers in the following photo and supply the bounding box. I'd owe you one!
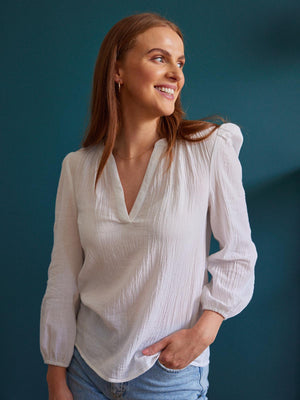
[142,337,169,355]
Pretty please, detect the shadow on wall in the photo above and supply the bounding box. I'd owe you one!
[209,169,300,399]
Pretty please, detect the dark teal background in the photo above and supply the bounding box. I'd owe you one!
[1,1,299,399]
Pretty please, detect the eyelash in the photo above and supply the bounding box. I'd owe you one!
[153,55,184,69]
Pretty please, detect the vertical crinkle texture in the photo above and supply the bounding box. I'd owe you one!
[200,123,258,320]
[39,122,257,381]
[40,153,84,366]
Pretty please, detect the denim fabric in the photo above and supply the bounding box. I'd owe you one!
[66,347,209,400]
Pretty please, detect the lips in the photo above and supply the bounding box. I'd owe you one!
[154,85,177,102]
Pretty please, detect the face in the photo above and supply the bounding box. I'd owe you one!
[115,26,185,119]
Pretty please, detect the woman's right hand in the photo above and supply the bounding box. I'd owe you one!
[47,365,73,400]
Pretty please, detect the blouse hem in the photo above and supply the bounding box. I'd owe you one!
[74,343,159,383]
[74,343,210,383]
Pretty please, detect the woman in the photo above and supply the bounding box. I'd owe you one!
[40,12,257,400]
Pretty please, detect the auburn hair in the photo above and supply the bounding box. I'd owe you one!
[81,12,227,189]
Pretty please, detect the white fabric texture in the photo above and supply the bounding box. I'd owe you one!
[40,122,257,382]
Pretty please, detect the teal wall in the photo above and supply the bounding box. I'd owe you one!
[2,1,299,398]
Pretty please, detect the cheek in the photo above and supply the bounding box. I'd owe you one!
[138,64,161,83]
[128,67,156,91]
[142,72,159,86]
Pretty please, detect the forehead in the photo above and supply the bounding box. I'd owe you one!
[133,26,184,53]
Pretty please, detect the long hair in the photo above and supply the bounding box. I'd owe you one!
[81,13,227,189]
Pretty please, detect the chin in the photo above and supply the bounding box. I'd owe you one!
[162,110,175,117]
[158,106,176,117]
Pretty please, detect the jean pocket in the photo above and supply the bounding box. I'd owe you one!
[156,359,191,373]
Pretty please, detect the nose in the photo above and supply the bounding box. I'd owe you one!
[166,62,184,84]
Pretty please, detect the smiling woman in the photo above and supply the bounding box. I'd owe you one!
[40,12,257,400]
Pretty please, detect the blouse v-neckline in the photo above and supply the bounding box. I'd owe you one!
[108,138,167,223]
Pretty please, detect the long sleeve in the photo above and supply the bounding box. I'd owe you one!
[40,152,84,366]
[200,123,258,320]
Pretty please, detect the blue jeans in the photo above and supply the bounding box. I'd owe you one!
[66,347,209,400]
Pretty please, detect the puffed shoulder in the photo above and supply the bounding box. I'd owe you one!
[61,148,86,173]
[62,148,85,164]
[217,122,243,155]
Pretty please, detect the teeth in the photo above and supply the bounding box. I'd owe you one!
[155,86,175,95]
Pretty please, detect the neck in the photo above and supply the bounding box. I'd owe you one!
[114,114,162,159]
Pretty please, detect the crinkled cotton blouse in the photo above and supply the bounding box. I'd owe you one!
[40,122,257,382]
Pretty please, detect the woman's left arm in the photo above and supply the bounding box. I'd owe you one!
[143,123,257,368]
[200,123,258,320]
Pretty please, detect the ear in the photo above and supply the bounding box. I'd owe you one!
[114,60,123,84]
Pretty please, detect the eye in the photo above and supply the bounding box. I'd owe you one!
[152,55,185,69]
[153,56,164,63]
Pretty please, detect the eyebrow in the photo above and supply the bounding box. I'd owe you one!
[146,48,185,60]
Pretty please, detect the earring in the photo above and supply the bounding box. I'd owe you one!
[118,81,121,92]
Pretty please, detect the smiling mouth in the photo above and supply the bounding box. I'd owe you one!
[154,86,175,95]
[154,86,175,100]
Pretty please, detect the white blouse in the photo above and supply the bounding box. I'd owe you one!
[40,122,257,383]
